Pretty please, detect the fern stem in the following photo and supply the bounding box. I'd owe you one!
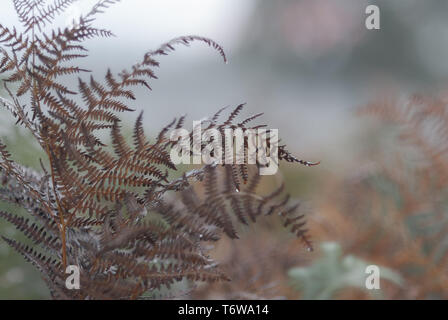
[45,144,68,268]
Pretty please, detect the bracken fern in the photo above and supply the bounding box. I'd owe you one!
[0,0,317,299]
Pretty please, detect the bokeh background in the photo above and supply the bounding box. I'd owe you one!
[1,0,448,299]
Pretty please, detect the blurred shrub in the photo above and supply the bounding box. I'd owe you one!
[191,225,308,300]
[310,92,448,299]
[289,242,402,299]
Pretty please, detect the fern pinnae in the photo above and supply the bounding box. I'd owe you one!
[0,0,318,299]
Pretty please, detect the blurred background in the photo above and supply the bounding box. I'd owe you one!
[1,0,448,299]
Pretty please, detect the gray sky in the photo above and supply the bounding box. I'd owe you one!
[1,0,255,56]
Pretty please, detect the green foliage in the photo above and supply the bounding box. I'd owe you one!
[288,242,403,299]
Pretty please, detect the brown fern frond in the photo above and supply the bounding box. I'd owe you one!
[0,211,61,251]
[150,35,227,64]
[0,1,318,299]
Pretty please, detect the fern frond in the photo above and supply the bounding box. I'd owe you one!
[0,1,318,299]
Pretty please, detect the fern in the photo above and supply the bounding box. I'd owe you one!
[0,0,318,299]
